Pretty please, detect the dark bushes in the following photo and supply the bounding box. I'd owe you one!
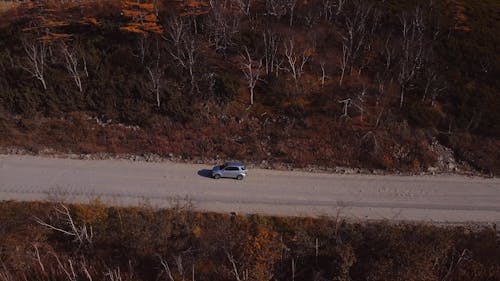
[0,201,499,281]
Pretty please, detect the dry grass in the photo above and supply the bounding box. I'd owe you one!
[0,201,499,281]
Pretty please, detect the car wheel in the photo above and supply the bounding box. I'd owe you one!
[236,175,243,180]
[214,174,221,179]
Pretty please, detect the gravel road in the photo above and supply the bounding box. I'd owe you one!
[1,155,499,223]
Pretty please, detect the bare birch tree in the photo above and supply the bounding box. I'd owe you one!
[61,44,88,93]
[263,30,280,76]
[207,0,241,52]
[159,256,187,281]
[265,0,287,20]
[165,24,199,93]
[336,0,346,17]
[286,0,297,27]
[352,84,367,121]
[339,42,349,87]
[383,34,395,72]
[22,39,48,90]
[235,0,251,18]
[342,1,373,74]
[338,98,351,119]
[147,40,163,108]
[34,204,93,245]
[321,0,334,22]
[167,17,185,60]
[241,46,262,105]
[397,7,426,108]
[135,35,149,64]
[283,39,310,88]
[225,250,249,281]
[320,60,328,88]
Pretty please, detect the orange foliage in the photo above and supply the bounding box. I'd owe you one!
[178,0,209,16]
[243,225,281,281]
[80,17,100,26]
[120,0,163,35]
[41,19,69,28]
[38,33,72,42]
[73,198,108,224]
[446,0,471,31]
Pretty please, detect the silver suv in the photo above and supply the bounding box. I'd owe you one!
[212,162,247,180]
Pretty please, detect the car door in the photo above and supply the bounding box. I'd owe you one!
[224,166,239,178]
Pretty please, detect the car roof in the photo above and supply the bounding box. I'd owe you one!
[224,162,245,167]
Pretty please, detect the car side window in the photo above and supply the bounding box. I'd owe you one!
[226,167,238,171]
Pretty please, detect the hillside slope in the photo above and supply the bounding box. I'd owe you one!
[0,0,498,173]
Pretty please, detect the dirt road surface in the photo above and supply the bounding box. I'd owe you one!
[1,155,499,223]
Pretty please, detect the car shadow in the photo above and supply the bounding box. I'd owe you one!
[197,169,213,178]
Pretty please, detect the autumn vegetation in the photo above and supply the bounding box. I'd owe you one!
[0,0,499,173]
[0,200,498,281]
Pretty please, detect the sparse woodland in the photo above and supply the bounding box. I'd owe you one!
[0,201,499,281]
[0,0,499,173]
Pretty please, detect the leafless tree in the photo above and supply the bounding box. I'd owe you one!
[263,30,280,75]
[442,249,472,281]
[165,27,199,93]
[338,98,351,119]
[105,267,123,281]
[207,0,241,52]
[339,42,349,87]
[32,244,46,275]
[135,35,149,64]
[383,34,395,72]
[235,0,251,17]
[304,7,319,28]
[321,0,334,22]
[225,250,249,281]
[375,72,387,103]
[159,256,186,281]
[431,84,446,106]
[61,44,88,93]
[352,84,367,121]
[34,204,93,245]
[184,40,198,94]
[240,46,262,105]
[320,60,328,87]
[342,1,373,74]
[422,67,437,102]
[285,0,297,27]
[283,39,310,88]
[397,7,426,108]
[167,17,185,59]
[266,0,287,19]
[424,72,446,106]
[147,40,163,108]
[22,39,48,90]
[336,0,346,16]
[53,254,78,281]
